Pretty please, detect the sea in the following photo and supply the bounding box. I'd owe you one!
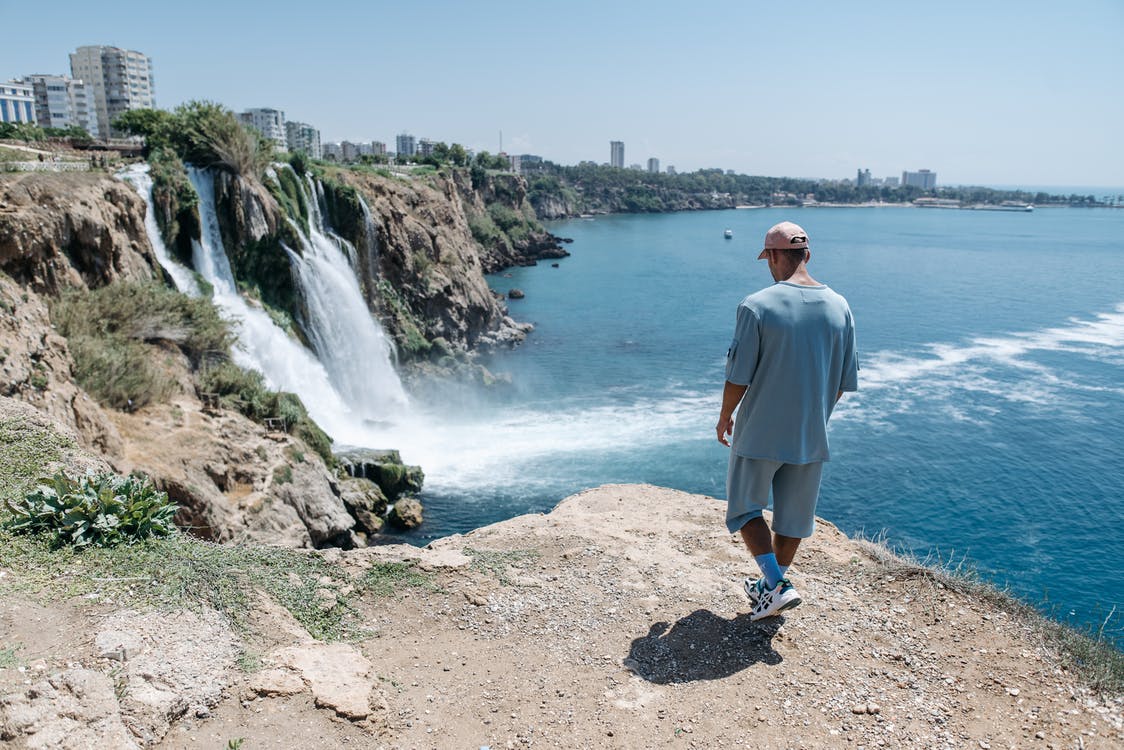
[385,203,1124,644]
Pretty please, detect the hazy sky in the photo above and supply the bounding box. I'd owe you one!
[3,0,1122,187]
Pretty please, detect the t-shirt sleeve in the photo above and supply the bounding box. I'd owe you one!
[840,311,859,392]
[725,305,760,386]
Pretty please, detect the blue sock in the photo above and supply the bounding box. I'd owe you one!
[754,553,783,588]
[778,565,789,581]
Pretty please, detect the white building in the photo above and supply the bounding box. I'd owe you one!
[396,133,416,157]
[69,46,154,138]
[321,142,342,161]
[238,108,287,152]
[0,80,35,124]
[647,157,659,174]
[610,140,624,168]
[26,74,98,136]
[902,169,937,190]
[285,121,321,159]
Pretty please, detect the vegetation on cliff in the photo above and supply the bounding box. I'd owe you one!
[115,102,273,178]
[50,280,333,464]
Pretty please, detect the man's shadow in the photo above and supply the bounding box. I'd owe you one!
[624,610,783,684]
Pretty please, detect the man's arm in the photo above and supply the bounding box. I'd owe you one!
[716,380,748,447]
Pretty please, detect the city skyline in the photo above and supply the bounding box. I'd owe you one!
[1,1,1122,187]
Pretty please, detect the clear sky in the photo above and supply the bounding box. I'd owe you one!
[2,0,1122,187]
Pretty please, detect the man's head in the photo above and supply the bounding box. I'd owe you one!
[758,221,810,280]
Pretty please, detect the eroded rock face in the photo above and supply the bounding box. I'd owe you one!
[109,399,358,548]
[0,277,123,457]
[0,172,160,294]
[335,448,423,501]
[0,669,140,750]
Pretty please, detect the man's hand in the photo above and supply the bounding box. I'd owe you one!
[716,415,734,446]
[717,381,748,447]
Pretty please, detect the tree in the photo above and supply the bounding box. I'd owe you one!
[113,109,175,150]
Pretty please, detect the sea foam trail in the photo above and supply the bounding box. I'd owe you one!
[836,304,1124,424]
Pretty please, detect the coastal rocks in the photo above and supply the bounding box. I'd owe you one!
[339,477,388,536]
[508,288,525,299]
[0,669,140,750]
[0,172,159,294]
[388,497,424,529]
[267,458,355,548]
[335,448,424,501]
[265,643,387,722]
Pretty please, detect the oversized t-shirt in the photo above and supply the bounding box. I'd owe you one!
[725,281,858,463]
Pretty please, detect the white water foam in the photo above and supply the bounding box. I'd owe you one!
[836,304,1124,426]
[117,164,201,296]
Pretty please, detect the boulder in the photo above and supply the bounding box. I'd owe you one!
[508,288,525,299]
[388,497,424,529]
[339,477,388,535]
[335,448,424,501]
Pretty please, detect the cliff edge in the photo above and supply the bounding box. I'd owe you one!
[2,481,1120,749]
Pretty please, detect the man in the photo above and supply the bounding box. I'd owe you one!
[717,221,858,621]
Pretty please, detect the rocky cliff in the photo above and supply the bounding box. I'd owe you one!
[0,171,419,549]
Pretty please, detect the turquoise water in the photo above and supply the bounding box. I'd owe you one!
[394,206,1124,642]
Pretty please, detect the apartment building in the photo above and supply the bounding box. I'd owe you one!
[0,80,35,123]
[238,108,287,152]
[69,46,154,138]
[610,140,624,168]
[26,74,99,136]
[285,121,321,159]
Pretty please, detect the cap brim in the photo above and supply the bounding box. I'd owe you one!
[757,249,768,260]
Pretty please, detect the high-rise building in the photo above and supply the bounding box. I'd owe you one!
[341,141,360,162]
[396,133,416,157]
[371,141,387,156]
[321,142,342,161]
[238,108,287,152]
[285,121,321,159]
[856,168,871,187]
[610,140,624,168]
[69,46,154,138]
[26,74,98,136]
[0,80,35,124]
[647,157,660,174]
[902,169,936,190]
[666,165,677,175]
[417,138,435,158]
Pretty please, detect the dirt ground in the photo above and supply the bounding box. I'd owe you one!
[3,484,1122,749]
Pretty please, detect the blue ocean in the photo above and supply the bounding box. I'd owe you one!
[390,205,1124,643]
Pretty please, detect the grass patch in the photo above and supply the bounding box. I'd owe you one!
[465,546,540,586]
[0,529,359,640]
[0,417,74,510]
[0,645,22,669]
[859,538,1124,695]
[362,561,437,598]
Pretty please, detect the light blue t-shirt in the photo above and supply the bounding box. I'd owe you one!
[725,281,858,463]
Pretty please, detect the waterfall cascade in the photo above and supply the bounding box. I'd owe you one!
[118,164,201,297]
[283,170,408,422]
[165,166,409,445]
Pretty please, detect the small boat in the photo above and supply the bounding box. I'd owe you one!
[724,229,733,239]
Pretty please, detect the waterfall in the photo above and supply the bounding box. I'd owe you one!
[281,169,409,421]
[182,166,387,444]
[117,164,201,296]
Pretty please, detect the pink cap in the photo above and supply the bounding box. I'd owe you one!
[757,221,809,259]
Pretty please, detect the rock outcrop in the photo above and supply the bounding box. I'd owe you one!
[0,172,160,294]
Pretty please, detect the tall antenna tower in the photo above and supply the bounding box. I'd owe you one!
[499,129,503,152]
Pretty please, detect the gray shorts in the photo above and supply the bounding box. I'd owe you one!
[725,455,824,538]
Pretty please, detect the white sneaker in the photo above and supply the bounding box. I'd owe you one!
[749,578,801,621]
[743,576,767,606]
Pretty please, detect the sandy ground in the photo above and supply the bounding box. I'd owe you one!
[3,484,1122,749]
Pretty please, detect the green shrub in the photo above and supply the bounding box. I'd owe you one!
[52,282,233,410]
[4,472,177,548]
